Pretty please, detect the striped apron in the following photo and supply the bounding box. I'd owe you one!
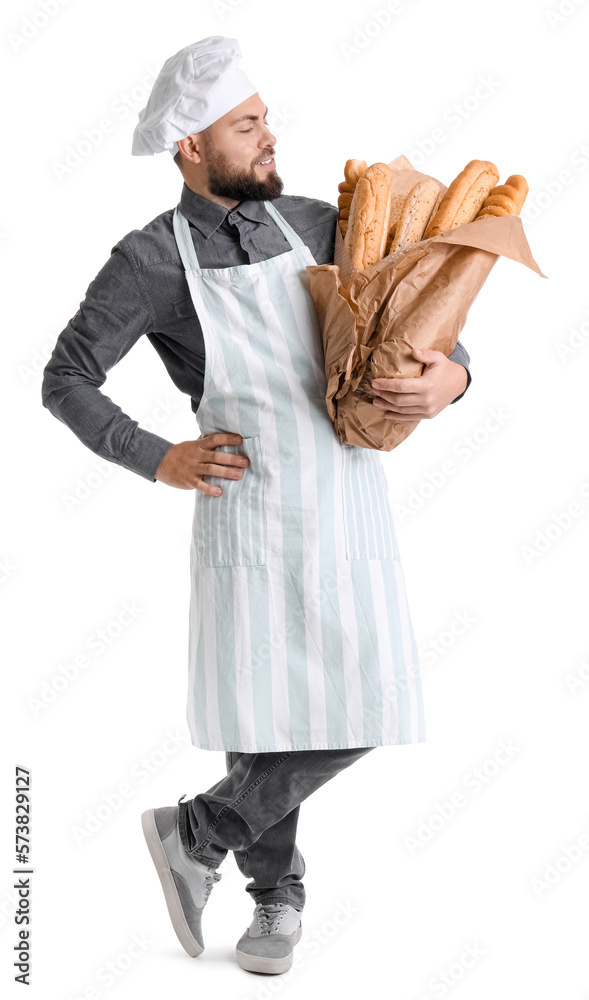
[172,201,426,752]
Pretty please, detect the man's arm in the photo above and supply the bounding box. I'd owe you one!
[371,341,472,420]
[41,244,174,482]
[447,340,471,402]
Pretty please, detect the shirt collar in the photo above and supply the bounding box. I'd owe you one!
[178,182,272,238]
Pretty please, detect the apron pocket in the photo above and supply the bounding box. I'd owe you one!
[341,445,399,561]
[191,434,267,567]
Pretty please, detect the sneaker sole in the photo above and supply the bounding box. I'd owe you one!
[141,808,204,958]
[235,923,303,974]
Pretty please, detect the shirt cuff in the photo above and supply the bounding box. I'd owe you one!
[447,340,471,404]
[449,363,472,404]
[125,429,175,482]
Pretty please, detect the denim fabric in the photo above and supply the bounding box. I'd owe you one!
[177,747,376,910]
[41,182,471,483]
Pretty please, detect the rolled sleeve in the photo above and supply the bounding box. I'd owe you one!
[447,339,472,403]
[41,245,174,482]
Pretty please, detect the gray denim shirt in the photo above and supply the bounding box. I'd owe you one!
[41,182,472,482]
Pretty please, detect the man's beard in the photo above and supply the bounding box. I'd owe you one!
[204,137,284,201]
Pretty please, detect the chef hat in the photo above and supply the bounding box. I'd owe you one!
[131,35,258,157]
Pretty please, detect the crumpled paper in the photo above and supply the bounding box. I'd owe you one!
[306,154,547,451]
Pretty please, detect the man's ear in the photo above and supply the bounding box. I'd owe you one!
[177,134,202,164]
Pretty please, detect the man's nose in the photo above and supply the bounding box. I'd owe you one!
[262,124,277,145]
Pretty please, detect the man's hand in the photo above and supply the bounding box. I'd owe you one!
[154,432,249,492]
[370,347,468,420]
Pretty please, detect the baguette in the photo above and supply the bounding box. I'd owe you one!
[428,184,446,226]
[475,174,529,218]
[388,177,444,253]
[387,172,427,246]
[424,159,499,238]
[344,158,368,186]
[344,162,392,270]
[337,158,367,238]
[384,223,396,256]
[386,180,445,255]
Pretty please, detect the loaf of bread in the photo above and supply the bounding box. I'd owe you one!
[424,159,500,238]
[337,159,367,238]
[475,174,529,218]
[343,158,367,187]
[388,177,445,253]
[343,162,392,270]
[337,156,526,272]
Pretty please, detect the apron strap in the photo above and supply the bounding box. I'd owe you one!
[263,201,305,250]
[173,200,305,273]
[173,207,200,271]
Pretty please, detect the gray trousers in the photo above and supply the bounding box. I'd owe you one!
[177,747,375,911]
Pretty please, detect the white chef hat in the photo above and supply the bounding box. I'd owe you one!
[131,35,258,157]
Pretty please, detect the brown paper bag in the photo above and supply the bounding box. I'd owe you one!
[306,155,547,451]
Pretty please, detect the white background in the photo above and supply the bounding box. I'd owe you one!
[3,0,589,996]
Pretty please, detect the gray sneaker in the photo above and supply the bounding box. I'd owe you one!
[236,902,303,974]
[141,805,221,957]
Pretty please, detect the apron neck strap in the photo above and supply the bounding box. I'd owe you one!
[262,200,305,249]
[173,207,199,271]
[173,201,305,272]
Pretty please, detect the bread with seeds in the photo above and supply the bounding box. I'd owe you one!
[388,177,445,253]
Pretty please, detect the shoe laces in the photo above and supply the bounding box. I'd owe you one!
[203,870,222,903]
[255,902,291,935]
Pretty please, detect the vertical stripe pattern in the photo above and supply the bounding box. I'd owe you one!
[174,202,426,752]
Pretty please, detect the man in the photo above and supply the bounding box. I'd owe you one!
[41,37,471,977]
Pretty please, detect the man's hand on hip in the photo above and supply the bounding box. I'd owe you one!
[154,432,249,492]
[370,346,468,420]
